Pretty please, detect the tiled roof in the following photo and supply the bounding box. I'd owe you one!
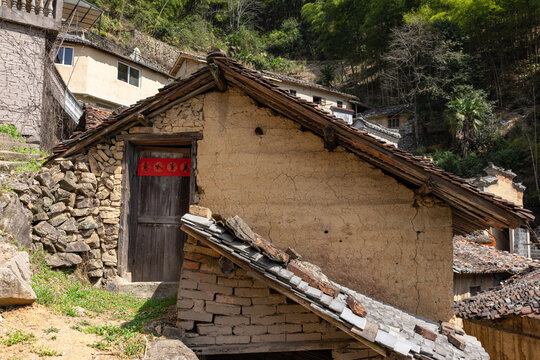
[69,104,113,138]
[181,213,489,359]
[453,236,540,275]
[455,268,540,320]
[48,53,534,232]
[353,117,401,139]
[362,104,413,118]
[260,70,363,102]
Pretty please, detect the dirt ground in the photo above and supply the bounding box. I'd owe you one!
[0,304,125,360]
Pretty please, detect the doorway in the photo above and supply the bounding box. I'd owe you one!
[127,145,191,282]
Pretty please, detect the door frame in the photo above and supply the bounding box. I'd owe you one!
[117,132,202,280]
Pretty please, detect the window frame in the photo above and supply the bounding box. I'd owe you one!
[387,115,400,129]
[337,100,343,108]
[289,89,297,96]
[313,96,323,105]
[117,61,141,88]
[54,46,74,66]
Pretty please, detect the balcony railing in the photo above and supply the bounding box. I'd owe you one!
[0,0,62,30]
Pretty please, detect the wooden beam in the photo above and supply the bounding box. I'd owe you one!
[181,226,388,358]
[216,59,530,229]
[190,340,360,355]
[208,63,228,92]
[324,126,337,151]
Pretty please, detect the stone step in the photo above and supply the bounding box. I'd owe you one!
[0,161,24,172]
[0,133,39,151]
[0,151,41,162]
[110,280,179,299]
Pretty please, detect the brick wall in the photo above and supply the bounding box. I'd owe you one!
[176,236,364,351]
[0,21,47,143]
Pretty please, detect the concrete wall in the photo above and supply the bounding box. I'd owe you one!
[0,21,47,143]
[483,174,523,207]
[55,44,170,108]
[149,88,454,321]
[277,81,354,113]
[366,114,411,132]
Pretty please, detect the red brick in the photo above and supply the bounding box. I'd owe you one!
[184,243,220,258]
[206,301,241,315]
[178,310,213,322]
[286,332,322,341]
[234,287,269,297]
[268,324,301,334]
[182,270,217,284]
[346,295,367,317]
[242,305,276,316]
[286,313,320,323]
[176,321,194,330]
[198,282,233,295]
[182,336,216,345]
[302,323,324,333]
[250,315,286,325]
[287,261,318,287]
[318,281,339,297]
[414,325,437,341]
[216,294,251,306]
[277,305,308,314]
[197,324,232,336]
[253,235,290,263]
[178,289,214,301]
[233,325,267,336]
[217,277,238,287]
[215,315,250,326]
[179,279,198,290]
[182,260,200,270]
[252,334,285,343]
[447,333,466,350]
[177,298,194,309]
[251,295,286,305]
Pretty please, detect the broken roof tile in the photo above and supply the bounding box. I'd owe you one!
[180,213,489,359]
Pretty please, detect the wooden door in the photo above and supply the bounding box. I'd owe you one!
[129,147,190,282]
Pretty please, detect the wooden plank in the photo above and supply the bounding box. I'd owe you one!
[116,140,134,278]
[137,216,182,225]
[116,132,202,144]
[181,227,388,358]
[190,340,359,355]
[190,138,198,205]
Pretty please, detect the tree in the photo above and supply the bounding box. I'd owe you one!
[445,85,496,157]
[227,0,262,31]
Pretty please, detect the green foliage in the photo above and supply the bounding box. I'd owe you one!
[0,124,21,139]
[43,327,60,335]
[2,330,36,346]
[14,160,43,172]
[445,85,497,155]
[32,347,61,357]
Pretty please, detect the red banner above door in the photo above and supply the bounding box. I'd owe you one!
[137,158,191,176]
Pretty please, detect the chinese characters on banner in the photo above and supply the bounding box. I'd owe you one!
[137,158,191,176]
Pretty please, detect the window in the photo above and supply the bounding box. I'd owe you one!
[313,96,324,105]
[470,286,481,296]
[289,89,297,96]
[337,101,343,108]
[117,62,140,87]
[54,47,73,66]
[387,115,400,129]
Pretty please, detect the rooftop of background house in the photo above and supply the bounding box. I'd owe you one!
[467,162,527,192]
[353,117,401,139]
[48,51,535,233]
[362,104,413,118]
[181,213,489,359]
[57,32,173,77]
[455,267,540,320]
[69,103,113,138]
[453,235,539,275]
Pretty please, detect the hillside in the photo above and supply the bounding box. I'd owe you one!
[88,0,540,219]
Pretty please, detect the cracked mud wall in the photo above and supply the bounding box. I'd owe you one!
[153,88,454,321]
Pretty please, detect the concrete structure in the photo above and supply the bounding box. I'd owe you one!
[169,52,369,125]
[54,32,172,109]
[352,117,401,148]
[0,0,63,146]
[469,163,535,258]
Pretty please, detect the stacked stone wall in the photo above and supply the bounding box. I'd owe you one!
[8,138,124,284]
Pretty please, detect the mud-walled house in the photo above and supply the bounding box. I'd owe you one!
[37,51,536,358]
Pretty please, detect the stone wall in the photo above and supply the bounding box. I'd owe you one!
[0,21,47,143]
[8,138,124,284]
[176,235,385,358]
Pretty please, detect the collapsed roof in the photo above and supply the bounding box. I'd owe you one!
[453,236,540,275]
[48,51,534,234]
[455,268,540,320]
[181,213,489,359]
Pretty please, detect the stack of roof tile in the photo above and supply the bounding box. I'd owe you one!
[453,236,540,275]
[455,268,540,320]
[181,214,489,359]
